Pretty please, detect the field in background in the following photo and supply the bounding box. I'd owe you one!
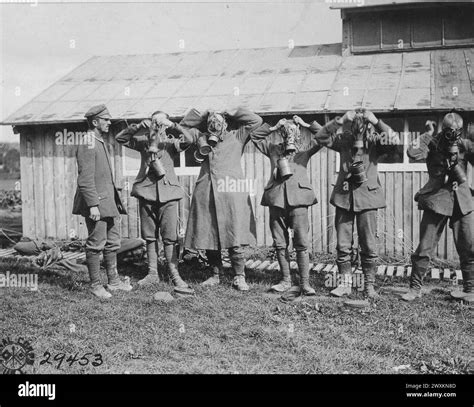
[0,256,472,374]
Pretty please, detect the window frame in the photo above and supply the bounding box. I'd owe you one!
[349,8,474,54]
[378,114,428,173]
[122,146,201,177]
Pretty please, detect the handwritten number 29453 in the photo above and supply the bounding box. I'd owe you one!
[39,351,103,369]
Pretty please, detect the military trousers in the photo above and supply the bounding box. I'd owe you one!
[85,217,121,254]
[335,207,378,268]
[139,198,179,245]
[84,216,121,287]
[269,205,309,252]
[206,246,245,276]
[411,205,474,292]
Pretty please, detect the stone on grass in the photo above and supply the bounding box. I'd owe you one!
[343,299,369,309]
[153,291,174,303]
[380,286,409,295]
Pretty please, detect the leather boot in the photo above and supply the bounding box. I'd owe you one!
[202,250,222,287]
[271,248,292,292]
[451,264,474,302]
[330,261,352,297]
[230,248,249,291]
[401,262,427,301]
[164,244,194,295]
[91,285,112,299]
[86,251,111,299]
[86,251,101,288]
[138,240,160,287]
[409,257,426,291]
[104,251,132,292]
[362,262,379,299]
[297,250,315,295]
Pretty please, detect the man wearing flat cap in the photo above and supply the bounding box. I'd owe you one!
[73,104,131,299]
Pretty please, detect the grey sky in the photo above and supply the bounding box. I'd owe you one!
[0,0,342,142]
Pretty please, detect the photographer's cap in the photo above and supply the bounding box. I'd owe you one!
[84,104,112,120]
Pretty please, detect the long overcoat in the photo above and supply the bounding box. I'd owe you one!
[184,107,262,250]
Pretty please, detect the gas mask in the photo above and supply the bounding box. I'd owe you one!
[442,127,462,145]
[194,135,213,164]
[148,123,167,178]
[348,161,368,185]
[441,127,466,185]
[349,115,369,185]
[281,121,300,154]
[148,123,167,151]
[351,114,369,150]
[207,112,227,145]
[275,121,301,181]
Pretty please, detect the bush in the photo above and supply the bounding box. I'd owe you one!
[0,190,21,209]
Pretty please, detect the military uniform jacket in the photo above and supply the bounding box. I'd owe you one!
[407,131,474,216]
[184,107,263,250]
[250,121,323,208]
[72,131,126,218]
[315,119,396,212]
[115,124,190,203]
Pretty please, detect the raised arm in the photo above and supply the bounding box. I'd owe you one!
[362,111,400,152]
[115,120,151,151]
[407,121,436,161]
[115,124,139,147]
[249,122,275,157]
[313,117,347,152]
[174,123,195,151]
[292,115,323,155]
[226,107,263,144]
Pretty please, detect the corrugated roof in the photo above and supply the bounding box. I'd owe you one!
[3,44,474,125]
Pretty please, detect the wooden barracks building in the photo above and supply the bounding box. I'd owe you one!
[2,1,473,261]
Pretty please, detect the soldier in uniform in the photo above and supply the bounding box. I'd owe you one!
[402,113,474,303]
[73,104,131,299]
[183,107,263,291]
[115,111,194,295]
[315,110,398,299]
[250,115,323,301]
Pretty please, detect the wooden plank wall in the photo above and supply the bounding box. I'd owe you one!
[19,123,473,262]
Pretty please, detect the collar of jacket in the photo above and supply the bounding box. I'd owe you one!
[88,129,105,144]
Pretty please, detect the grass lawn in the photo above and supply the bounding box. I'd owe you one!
[0,256,472,375]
